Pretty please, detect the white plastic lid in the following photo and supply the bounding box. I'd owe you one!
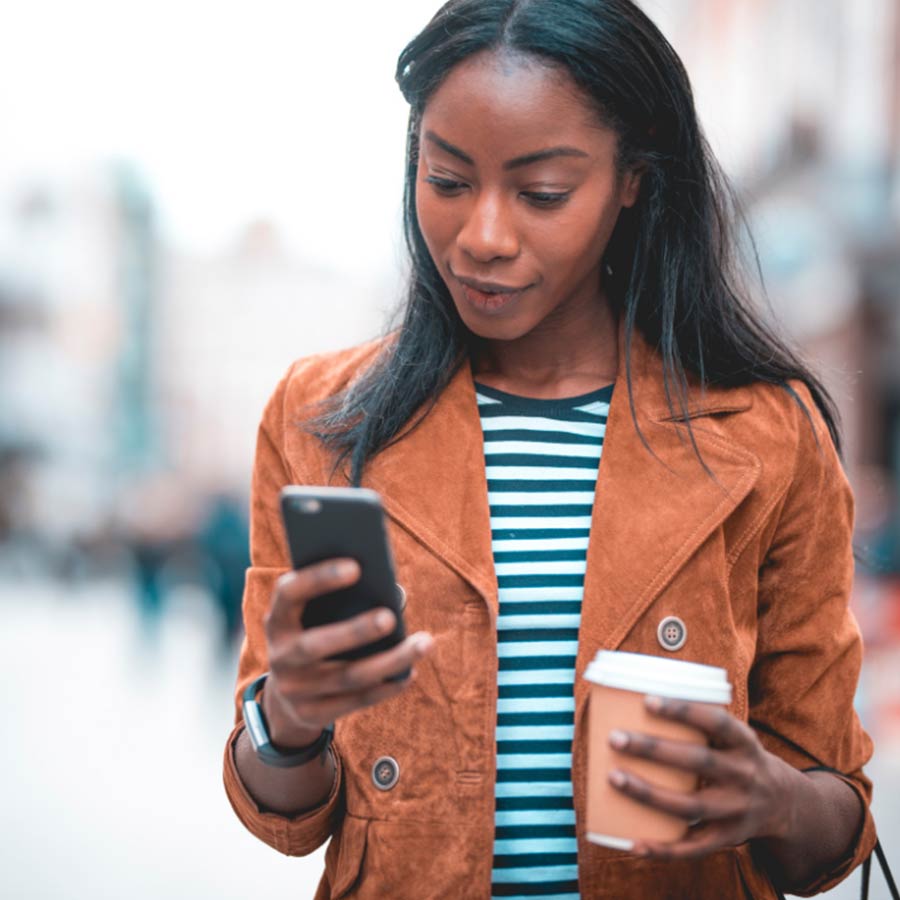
[583,650,732,704]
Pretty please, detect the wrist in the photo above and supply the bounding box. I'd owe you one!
[763,756,808,841]
[260,683,324,750]
[751,765,866,893]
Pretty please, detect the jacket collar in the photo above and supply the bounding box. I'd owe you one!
[361,316,760,656]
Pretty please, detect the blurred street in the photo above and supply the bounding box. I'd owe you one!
[0,576,327,900]
[2,574,898,900]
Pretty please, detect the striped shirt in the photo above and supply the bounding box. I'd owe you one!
[475,379,614,900]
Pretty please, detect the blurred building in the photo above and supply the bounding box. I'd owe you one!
[650,0,900,574]
[0,163,157,561]
[0,160,397,589]
[158,219,394,493]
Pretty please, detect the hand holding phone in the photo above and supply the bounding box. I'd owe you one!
[257,487,434,750]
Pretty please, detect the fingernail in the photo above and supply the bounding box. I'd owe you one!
[609,729,628,749]
[609,769,627,788]
[414,633,434,653]
[374,609,394,630]
[336,559,358,578]
[645,695,664,712]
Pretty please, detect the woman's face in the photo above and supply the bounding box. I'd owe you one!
[415,50,642,343]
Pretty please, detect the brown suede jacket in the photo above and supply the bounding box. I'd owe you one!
[223,319,876,899]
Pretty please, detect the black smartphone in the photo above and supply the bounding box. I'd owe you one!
[280,486,407,664]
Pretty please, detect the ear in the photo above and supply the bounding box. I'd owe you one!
[620,164,645,209]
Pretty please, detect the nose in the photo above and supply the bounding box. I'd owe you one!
[456,191,519,263]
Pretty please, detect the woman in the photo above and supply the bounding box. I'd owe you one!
[223,1,876,897]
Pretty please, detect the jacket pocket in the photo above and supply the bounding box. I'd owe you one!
[582,848,753,898]
[325,819,479,899]
[328,814,369,899]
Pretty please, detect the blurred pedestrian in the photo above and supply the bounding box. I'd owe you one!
[198,492,250,646]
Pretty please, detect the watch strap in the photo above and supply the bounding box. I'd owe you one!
[242,673,334,768]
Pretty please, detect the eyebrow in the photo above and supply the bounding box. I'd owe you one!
[424,130,589,170]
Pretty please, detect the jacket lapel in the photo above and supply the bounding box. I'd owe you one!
[363,317,761,653]
[573,325,760,706]
[362,358,499,609]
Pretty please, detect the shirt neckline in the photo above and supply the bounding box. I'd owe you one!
[474,380,614,415]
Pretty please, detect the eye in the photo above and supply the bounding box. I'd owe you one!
[522,191,571,209]
[424,176,467,196]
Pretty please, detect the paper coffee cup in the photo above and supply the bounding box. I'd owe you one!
[583,650,732,851]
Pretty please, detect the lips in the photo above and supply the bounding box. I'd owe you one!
[454,273,532,314]
[455,274,530,293]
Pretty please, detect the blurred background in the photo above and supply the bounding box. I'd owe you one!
[1,1,898,898]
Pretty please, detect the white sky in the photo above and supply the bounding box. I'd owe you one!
[0,0,437,270]
[3,1,892,272]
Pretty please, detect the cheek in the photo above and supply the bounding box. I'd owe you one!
[533,209,610,278]
[550,175,626,253]
[415,187,456,262]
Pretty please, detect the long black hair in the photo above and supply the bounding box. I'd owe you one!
[309,0,841,486]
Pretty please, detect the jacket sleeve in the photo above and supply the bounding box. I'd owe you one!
[749,381,876,896]
[221,366,345,856]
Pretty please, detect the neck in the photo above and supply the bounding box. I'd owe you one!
[471,292,619,400]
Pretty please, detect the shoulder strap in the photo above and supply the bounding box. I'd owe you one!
[870,839,899,900]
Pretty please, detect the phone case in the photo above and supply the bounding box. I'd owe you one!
[280,486,406,662]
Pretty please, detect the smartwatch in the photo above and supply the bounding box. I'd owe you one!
[242,673,334,767]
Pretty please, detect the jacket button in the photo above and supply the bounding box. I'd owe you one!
[372,756,400,791]
[657,616,687,651]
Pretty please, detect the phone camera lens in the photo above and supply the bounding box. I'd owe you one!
[298,499,322,514]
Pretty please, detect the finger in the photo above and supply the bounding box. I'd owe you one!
[333,632,434,691]
[608,769,745,823]
[608,730,740,782]
[633,820,745,860]
[643,696,756,749]
[279,607,397,666]
[287,676,413,730]
[265,559,360,637]
[284,631,434,697]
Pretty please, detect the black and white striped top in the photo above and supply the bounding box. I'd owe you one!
[476,379,613,900]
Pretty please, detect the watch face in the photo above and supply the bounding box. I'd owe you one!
[245,703,277,756]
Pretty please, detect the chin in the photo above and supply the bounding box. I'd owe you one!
[455,307,538,342]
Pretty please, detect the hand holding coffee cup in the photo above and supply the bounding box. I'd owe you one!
[585,651,801,859]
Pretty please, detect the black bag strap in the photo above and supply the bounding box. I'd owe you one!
[872,838,899,900]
